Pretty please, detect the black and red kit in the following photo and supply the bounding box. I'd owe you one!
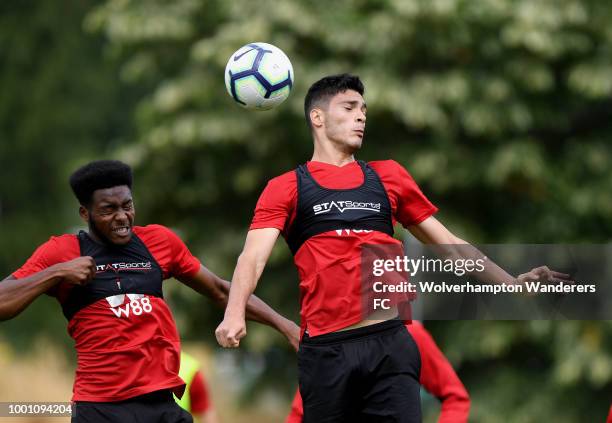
[12,224,201,403]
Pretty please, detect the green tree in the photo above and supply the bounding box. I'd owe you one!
[0,0,139,349]
[86,0,612,420]
[1,0,610,420]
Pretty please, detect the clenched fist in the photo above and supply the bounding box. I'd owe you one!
[53,256,96,286]
[215,317,247,348]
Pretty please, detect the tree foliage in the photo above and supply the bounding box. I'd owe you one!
[0,0,141,350]
[1,0,611,421]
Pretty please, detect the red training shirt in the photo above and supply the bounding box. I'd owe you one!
[250,160,438,335]
[11,224,201,402]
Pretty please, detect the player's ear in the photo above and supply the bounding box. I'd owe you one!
[310,107,324,128]
[79,205,90,223]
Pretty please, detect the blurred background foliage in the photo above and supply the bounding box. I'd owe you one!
[0,0,611,421]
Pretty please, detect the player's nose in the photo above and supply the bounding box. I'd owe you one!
[114,209,129,223]
[357,110,366,123]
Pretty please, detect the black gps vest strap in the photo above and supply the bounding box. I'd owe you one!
[61,231,164,321]
[285,160,394,255]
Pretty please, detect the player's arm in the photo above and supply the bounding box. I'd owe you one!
[215,227,280,348]
[179,263,299,350]
[285,389,304,423]
[188,370,220,423]
[0,257,95,320]
[409,323,470,423]
[408,216,571,285]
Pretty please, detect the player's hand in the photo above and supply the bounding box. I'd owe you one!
[215,317,247,348]
[516,265,573,292]
[282,319,300,352]
[52,256,96,286]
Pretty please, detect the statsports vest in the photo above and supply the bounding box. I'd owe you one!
[64,230,185,402]
[286,160,394,255]
[61,231,164,320]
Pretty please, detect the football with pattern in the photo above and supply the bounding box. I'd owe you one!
[224,42,294,110]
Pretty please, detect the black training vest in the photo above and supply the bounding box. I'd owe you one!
[61,231,164,321]
[286,160,394,255]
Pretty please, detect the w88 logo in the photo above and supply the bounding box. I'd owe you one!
[105,294,153,318]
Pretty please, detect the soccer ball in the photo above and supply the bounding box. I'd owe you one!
[224,42,294,110]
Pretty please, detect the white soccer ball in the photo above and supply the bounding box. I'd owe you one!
[224,42,294,110]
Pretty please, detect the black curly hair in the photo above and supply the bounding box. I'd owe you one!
[69,160,133,206]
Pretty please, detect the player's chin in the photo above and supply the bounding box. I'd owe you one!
[347,136,363,151]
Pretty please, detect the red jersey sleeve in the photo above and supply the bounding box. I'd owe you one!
[12,235,80,279]
[250,171,297,235]
[371,160,438,227]
[10,235,80,297]
[134,225,201,280]
[163,226,201,279]
[407,322,470,423]
[189,370,211,414]
[285,388,304,423]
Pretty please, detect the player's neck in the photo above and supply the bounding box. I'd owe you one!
[86,229,109,246]
[311,140,356,167]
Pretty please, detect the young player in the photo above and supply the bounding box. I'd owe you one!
[0,160,299,423]
[216,74,571,422]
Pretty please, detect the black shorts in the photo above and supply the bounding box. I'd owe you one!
[298,319,421,423]
[72,389,193,423]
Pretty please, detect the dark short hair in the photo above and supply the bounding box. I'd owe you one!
[304,73,365,128]
[69,160,133,206]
